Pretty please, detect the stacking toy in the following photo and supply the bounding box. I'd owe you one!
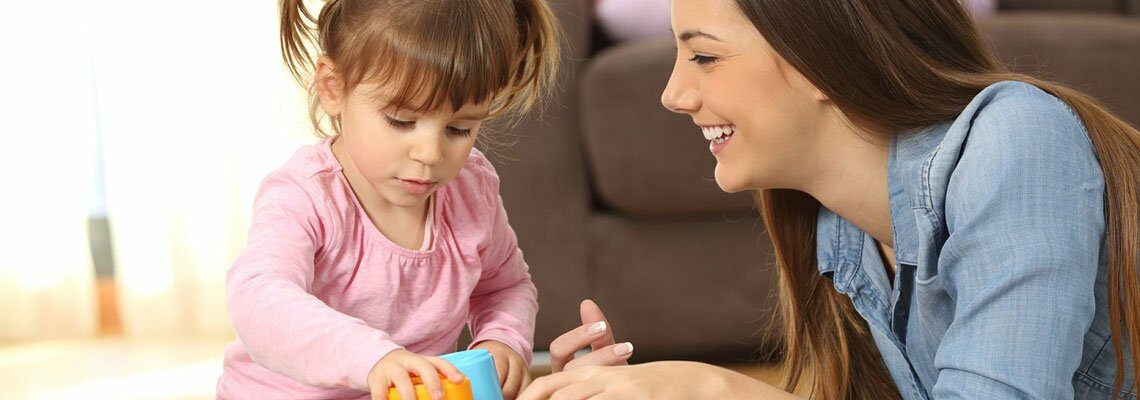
[387,374,473,400]
[440,349,504,400]
[386,349,503,400]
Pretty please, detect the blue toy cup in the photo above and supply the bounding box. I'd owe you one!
[440,349,503,400]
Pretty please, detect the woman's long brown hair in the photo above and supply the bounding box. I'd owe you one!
[735,0,1140,398]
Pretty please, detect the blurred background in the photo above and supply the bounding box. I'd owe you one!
[2,0,1138,399]
[0,1,315,398]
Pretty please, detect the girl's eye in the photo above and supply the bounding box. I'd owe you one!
[385,116,414,129]
[689,54,719,66]
[447,126,473,138]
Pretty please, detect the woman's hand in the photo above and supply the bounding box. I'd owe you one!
[472,340,531,399]
[519,361,782,400]
[549,300,634,373]
[366,349,465,400]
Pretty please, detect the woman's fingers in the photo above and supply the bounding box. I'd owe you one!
[578,300,616,351]
[518,367,605,400]
[517,369,578,400]
[549,319,612,372]
[550,300,621,373]
[562,342,632,371]
[547,381,603,400]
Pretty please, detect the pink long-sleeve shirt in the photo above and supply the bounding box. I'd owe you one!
[216,139,537,399]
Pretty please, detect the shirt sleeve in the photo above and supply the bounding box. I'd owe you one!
[465,157,539,365]
[226,172,402,391]
[931,95,1104,399]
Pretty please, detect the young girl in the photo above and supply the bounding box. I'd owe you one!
[524,0,1140,399]
[216,1,559,399]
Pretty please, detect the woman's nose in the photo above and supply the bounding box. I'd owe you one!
[661,67,700,114]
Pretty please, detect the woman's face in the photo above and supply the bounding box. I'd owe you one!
[661,0,830,193]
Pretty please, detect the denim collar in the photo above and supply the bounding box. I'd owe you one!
[816,124,951,289]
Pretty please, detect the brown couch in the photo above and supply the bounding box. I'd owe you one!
[483,0,1140,363]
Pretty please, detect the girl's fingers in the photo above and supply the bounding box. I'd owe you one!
[562,342,632,371]
[424,357,466,383]
[520,370,533,396]
[390,370,416,400]
[492,349,509,385]
[368,374,391,400]
[502,356,523,400]
[412,360,446,400]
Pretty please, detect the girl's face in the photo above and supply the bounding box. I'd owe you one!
[320,67,487,209]
[661,0,830,193]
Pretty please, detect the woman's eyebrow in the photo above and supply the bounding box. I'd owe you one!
[672,28,724,42]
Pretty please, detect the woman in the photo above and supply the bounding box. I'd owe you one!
[518,0,1140,398]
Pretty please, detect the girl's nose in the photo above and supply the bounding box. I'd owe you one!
[409,135,443,165]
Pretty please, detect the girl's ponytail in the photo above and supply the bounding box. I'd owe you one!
[279,0,322,85]
[499,0,561,117]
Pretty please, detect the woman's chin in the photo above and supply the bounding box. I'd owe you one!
[713,170,750,194]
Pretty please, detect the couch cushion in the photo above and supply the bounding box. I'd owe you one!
[981,13,1140,126]
[580,39,754,216]
[590,213,779,361]
[1000,0,1119,13]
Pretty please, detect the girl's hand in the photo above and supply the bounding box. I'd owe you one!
[367,349,465,400]
[472,340,530,399]
[518,361,765,400]
[549,300,633,373]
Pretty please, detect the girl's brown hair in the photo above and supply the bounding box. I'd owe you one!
[735,0,1140,398]
[280,0,561,137]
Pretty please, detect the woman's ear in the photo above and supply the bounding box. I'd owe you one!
[809,85,830,103]
[315,56,345,117]
[775,53,830,104]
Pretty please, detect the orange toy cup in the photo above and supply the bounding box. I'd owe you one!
[388,374,473,400]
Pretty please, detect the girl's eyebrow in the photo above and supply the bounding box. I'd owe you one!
[453,112,489,121]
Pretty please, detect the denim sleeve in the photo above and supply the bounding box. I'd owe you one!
[932,94,1104,399]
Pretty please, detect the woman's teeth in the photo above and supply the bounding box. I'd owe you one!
[701,124,736,143]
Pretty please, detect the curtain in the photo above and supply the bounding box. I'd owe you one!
[94,1,314,338]
[0,1,100,340]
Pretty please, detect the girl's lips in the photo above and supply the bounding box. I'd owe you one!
[397,178,435,195]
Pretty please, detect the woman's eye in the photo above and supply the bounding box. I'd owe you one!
[447,126,473,137]
[385,116,414,129]
[689,54,719,66]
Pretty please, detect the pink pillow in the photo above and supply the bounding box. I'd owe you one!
[595,0,672,42]
[963,0,998,17]
[594,0,997,43]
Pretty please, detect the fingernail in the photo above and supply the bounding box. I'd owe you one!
[613,342,633,356]
[588,321,607,334]
[432,389,443,400]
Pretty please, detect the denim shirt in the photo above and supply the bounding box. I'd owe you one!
[816,81,1136,399]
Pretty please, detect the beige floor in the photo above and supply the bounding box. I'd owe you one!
[0,338,780,399]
